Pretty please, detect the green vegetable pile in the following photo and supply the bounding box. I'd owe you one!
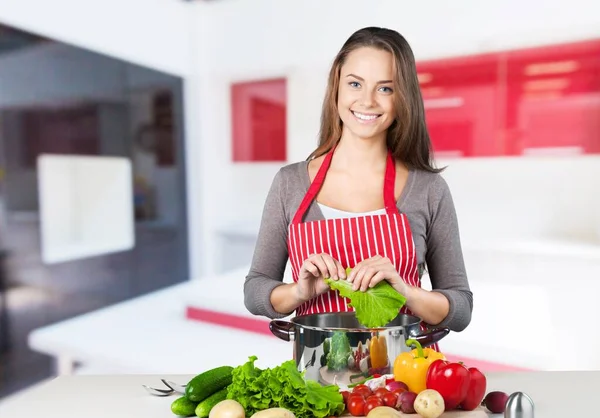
[226,355,345,418]
[325,267,407,328]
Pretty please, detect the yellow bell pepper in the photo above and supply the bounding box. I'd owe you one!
[369,335,388,369]
[392,339,446,394]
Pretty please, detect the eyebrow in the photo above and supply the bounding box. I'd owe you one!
[346,73,393,84]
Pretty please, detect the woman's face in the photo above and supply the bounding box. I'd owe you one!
[337,46,396,142]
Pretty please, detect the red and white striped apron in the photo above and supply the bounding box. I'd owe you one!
[287,144,439,351]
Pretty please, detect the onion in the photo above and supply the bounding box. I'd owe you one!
[385,381,408,392]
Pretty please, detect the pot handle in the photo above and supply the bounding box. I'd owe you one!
[269,320,296,342]
[412,327,449,348]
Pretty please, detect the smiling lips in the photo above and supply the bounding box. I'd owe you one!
[352,110,381,124]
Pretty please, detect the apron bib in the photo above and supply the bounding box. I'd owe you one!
[287,144,439,351]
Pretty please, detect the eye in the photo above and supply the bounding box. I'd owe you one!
[379,86,393,93]
[348,81,361,88]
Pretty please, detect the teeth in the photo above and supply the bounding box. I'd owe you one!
[353,111,379,121]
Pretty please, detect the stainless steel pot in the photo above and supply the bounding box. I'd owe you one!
[270,312,449,386]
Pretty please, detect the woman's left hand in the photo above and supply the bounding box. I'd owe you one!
[346,255,410,296]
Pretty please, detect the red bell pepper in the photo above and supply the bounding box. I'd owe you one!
[459,366,487,411]
[425,359,470,410]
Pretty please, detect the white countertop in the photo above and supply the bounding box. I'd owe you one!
[0,371,597,417]
[28,268,294,374]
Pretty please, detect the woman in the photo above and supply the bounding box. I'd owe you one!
[243,27,473,345]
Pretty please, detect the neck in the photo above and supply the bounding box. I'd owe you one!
[332,127,388,171]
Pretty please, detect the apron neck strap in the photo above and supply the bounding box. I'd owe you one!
[383,151,398,213]
[291,144,398,224]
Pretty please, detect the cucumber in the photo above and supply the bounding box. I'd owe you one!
[185,365,234,402]
[171,396,198,417]
[194,387,228,418]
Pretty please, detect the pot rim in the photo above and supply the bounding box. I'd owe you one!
[288,311,423,332]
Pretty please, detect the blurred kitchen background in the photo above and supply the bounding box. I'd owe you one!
[0,0,599,405]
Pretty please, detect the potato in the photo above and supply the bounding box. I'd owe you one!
[366,406,402,418]
[414,390,445,418]
[250,407,296,418]
[209,400,245,418]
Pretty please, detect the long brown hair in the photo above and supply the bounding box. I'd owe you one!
[308,27,443,173]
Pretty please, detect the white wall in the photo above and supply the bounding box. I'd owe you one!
[186,0,600,277]
[0,0,192,77]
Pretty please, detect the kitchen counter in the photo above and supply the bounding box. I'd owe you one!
[0,371,596,417]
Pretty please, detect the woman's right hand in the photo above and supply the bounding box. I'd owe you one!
[295,253,347,303]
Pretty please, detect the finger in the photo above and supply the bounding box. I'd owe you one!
[380,256,391,265]
[320,254,339,280]
[311,254,345,280]
[302,261,321,278]
[335,259,347,280]
[347,264,358,283]
[371,259,397,274]
[308,255,330,279]
[362,266,383,291]
[368,271,387,288]
[347,260,367,283]
[353,265,375,291]
[352,266,368,290]
[348,256,382,282]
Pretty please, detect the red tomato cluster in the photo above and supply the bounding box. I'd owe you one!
[341,378,411,417]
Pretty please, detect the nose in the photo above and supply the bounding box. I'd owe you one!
[359,88,376,108]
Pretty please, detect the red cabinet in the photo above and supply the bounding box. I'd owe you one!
[504,39,600,155]
[231,78,287,162]
[417,39,600,157]
[418,53,501,157]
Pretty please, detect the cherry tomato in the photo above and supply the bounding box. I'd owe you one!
[352,384,371,393]
[382,392,399,408]
[347,395,366,417]
[364,395,384,415]
[341,391,351,403]
[352,384,372,398]
[373,388,390,399]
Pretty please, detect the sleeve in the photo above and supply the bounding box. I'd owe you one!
[243,168,292,319]
[425,175,473,332]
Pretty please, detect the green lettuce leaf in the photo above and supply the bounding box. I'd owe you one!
[325,273,406,328]
[305,380,346,417]
[227,356,345,418]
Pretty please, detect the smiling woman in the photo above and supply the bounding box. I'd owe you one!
[336,48,396,140]
[243,27,473,350]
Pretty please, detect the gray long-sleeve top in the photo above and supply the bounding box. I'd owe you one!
[243,161,473,332]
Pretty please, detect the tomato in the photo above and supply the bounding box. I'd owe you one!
[341,391,351,403]
[352,384,371,393]
[352,385,372,398]
[373,388,389,399]
[347,395,366,417]
[364,395,384,415]
[382,392,398,408]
